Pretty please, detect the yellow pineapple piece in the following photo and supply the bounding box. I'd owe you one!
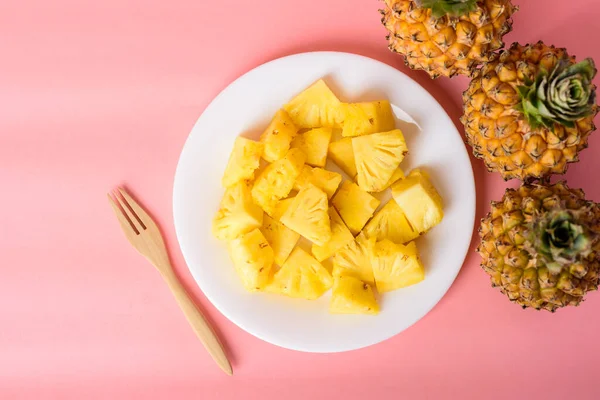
[293,165,341,199]
[372,240,424,293]
[362,199,418,244]
[332,233,376,285]
[265,247,333,300]
[212,182,263,240]
[328,138,357,179]
[260,214,300,266]
[284,79,342,128]
[378,168,405,192]
[392,168,444,234]
[221,137,263,187]
[312,207,354,262]
[271,197,295,221]
[352,129,408,192]
[290,127,332,167]
[252,148,306,214]
[329,276,379,315]
[260,109,299,162]
[280,184,331,246]
[331,181,380,235]
[228,228,274,292]
[341,100,395,137]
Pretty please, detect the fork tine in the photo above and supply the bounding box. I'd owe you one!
[113,190,146,233]
[118,188,151,230]
[107,193,140,236]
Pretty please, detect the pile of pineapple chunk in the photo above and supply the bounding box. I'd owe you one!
[212,79,444,315]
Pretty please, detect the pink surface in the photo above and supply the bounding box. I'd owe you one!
[1,0,600,399]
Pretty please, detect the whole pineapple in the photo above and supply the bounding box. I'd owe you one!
[462,42,598,181]
[478,182,600,311]
[380,0,517,78]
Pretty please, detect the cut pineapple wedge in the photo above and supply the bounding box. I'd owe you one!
[392,168,443,234]
[353,129,408,192]
[332,233,376,285]
[212,181,263,240]
[378,168,405,192]
[328,137,357,179]
[291,127,332,167]
[284,79,342,128]
[252,148,306,215]
[329,276,379,315]
[362,200,418,244]
[294,165,342,199]
[372,240,424,293]
[261,214,300,266]
[260,109,299,162]
[331,181,380,235]
[228,228,274,292]
[341,101,395,137]
[271,197,295,221]
[221,137,263,187]
[280,184,331,246]
[266,247,333,300]
[312,207,354,262]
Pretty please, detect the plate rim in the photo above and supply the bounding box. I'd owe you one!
[173,50,476,353]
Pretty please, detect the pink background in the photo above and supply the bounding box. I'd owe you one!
[2,0,599,399]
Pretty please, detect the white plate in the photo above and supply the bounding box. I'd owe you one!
[173,51,475,353]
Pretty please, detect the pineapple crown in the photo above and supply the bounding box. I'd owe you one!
[529,209,597,274]
[518,57,597,130]
[415,0,478,18]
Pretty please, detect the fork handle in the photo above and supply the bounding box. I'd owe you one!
[159,266,233,375]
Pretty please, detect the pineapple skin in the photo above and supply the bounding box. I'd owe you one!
[462,42,598,181]
[381,0,517,78]
[478,182,600,312]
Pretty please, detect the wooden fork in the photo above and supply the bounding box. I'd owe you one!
[108,188,233,376]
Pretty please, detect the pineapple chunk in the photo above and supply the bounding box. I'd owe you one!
[328,138,357,179]
[212,181,263,240]
[221,137,263,187]
[260,214,300,266]
[352,129,408,192]
[331,181,380,235]
[252,148,306,214]
[284,79,342,128]
[378,168,405,192]
[271,197,295,221]
[266,247,333,300]
[341,101,396,137]
[312,207,354,262]
[290,127,332,167]
[228,228,274,292]
[280,184,331,246]
[332,233,376,285]
[260,109,299,162]
[392,168,444,234]
[294,165,342,199]
[372,240,424,293]
[362,200,418,244]
[329,276,379,315]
